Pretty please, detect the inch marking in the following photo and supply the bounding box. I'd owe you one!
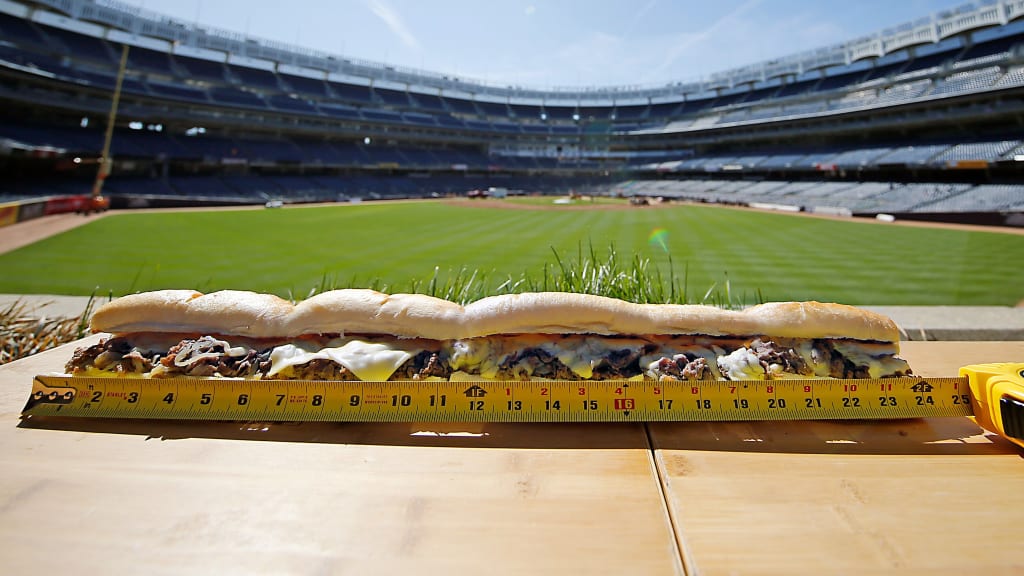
[23,376,974,422]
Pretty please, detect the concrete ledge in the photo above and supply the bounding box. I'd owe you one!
[2,295,1022,342]
[864,306,1024,341]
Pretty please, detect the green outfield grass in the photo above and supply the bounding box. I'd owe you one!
[1,201,1022,305]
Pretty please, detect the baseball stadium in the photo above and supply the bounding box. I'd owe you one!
[1,0,1024,323]
[6,2,1024,573]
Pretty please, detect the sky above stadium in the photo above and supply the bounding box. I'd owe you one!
[121,0,966,88]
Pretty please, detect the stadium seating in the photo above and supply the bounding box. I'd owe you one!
[1,0,1023,221]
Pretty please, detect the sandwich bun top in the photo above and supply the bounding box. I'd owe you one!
[464,293,898,342]
[89,289,293,338]
[90,289,900,343]
[286,289,467,340]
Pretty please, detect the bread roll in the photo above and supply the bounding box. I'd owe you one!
[90,289,292,338]
[463,293,898,342]
[91,289,899,343]
[286,289,468,339]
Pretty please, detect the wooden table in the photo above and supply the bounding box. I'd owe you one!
[0,338,1021,574]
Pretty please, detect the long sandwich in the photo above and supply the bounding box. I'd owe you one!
[64,289,912,381]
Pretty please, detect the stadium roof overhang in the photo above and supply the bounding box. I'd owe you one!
[11,0,1024,103]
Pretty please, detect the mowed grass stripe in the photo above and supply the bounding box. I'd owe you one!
[0,201,1021,305]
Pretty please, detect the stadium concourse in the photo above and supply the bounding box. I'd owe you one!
[0,0,1022,227]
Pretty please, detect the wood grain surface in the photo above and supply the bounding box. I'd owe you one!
[1,338,1021,575]
[649,341,1024,575]
[0,336,682,575]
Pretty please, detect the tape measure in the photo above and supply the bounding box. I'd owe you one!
[21,363,1024,447]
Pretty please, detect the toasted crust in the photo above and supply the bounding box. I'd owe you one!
[90,289,293,338]
[464,293,899,342]
[464,292,670,336]
[91,289,899,343]
[287,289,468,339]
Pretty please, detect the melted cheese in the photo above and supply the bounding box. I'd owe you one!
[71,367,132,378]
[268,340,419,381]
[452,335,655,379]
[717,348,766,380]
[450,339,498,378]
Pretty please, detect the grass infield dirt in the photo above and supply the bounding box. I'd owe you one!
[0,198,1021,306]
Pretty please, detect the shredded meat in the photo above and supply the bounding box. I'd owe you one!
[391,350,452,380]
[655,354,713,381]
[751,339,813,377]
[155,336,262,378]
[590,346,650,380]
[495,348,578,380]
[276,358,359,380]
[65,337,156,374]
[65,334,910,382]
[812,341,873,378]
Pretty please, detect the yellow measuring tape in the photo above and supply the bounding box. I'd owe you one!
[19,362,1024,444]
[21,364,1024,446]
[24,374,974,421]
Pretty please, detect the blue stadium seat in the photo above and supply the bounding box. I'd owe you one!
[104,177,179,197]
[374,87,411,107]
[475,100,510,117]
[863,58,908,81]
[0,13,48,47]
[39,23,115,64]
[148,81,209,103]
[175,55,229,82]
[775,79,817,98]
[960,34,1022,61]
[578,106,611,121]
[509,103,541,120]
[72,70,117,90]
[408,92,446,111]
[362,109,404,122]
[902,45,962,74]
[551,125,580,135]
[319,104,363,119]
[110,130,190,158]
[543,106,576,120]
[613,104,649,120]
[441,97,479,115]
[814,70,868,92]
[401,112,439,126]
[741,85,781,104]
[209,86,267,109]
[435,114,466,128]
[521,124,549,134]
[268,94,319,114]
[490,122,521,133]
[329,82,373,104]
[281,74,331,98]
[230,65,281,90]
[648,102,682,119]
[125,45,177,75]
[464,120,494,131]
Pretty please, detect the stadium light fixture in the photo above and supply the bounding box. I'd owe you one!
[129,121,143,130]
[80,117,89,128]
[364,137,372,145]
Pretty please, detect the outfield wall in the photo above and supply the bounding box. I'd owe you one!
[0,196,107,228]
[859,211,1024,228]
